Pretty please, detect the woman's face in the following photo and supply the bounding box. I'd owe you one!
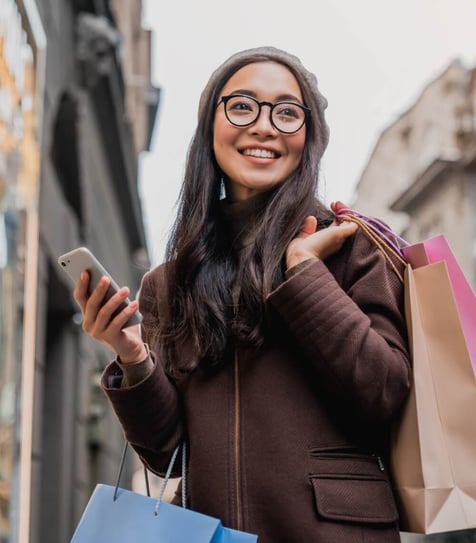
[213,62,306,202]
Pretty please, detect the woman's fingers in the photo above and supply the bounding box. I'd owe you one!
[297,215,317,238]
[335,219,359,236]
[330,200,348,214]
[74,273,130,334]
[312,221,356,252]
[72,271,91,310]
[85,282,130,334]
[104,298,140,333]
[71,271,145,361]
[80,277,111,331]
[287,214,358,268]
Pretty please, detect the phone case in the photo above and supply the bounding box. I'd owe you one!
[58,247,143,328]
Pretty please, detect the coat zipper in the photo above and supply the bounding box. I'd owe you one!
[233,349,243,530]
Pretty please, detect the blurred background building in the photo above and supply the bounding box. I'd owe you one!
[0,0,158,542]
[353,60,476,289]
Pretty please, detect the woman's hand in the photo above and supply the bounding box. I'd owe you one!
[73,272,148,364]
[285,201,358,269]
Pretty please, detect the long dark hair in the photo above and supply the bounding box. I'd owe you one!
[160,54,332,375]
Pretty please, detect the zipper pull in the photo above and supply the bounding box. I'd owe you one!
[372,453,385,471]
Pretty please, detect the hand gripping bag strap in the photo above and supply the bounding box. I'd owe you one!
[336,209,407,283]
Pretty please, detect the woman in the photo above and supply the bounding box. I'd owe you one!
[74,47,411,542]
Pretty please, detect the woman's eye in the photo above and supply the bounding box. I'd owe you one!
[275,105,300,118]
[229,100,253,111]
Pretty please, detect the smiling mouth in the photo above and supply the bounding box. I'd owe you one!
[241,148,280,159]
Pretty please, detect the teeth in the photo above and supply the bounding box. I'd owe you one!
[242,148,277,158]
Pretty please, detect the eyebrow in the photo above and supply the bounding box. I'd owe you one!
[227,89,304,104]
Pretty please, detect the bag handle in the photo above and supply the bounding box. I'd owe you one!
[113,440,187,513]
[154,442,187,514]
[336,208,408,284]
[113,441,150,500]
[336,207,409,256]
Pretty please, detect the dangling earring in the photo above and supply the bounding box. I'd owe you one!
[220,177,226,199]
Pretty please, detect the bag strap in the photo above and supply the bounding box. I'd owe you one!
[336,207,409,256]
[113,440,187,512]
[113,441,150,500]
[336,209,407,284]
[154,442,187,514]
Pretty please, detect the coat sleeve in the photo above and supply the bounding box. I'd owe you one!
[101,267,184,476]
[267,229,411,425]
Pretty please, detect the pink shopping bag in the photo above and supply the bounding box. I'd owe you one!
[403,235,476,375]
[335,208,476,376]
[335,208,476,533]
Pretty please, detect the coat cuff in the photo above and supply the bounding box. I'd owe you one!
[101,352,181,451]
[285,257,319,279]
[118,353,155,388]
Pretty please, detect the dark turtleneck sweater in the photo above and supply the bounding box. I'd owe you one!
[117,193,317,386]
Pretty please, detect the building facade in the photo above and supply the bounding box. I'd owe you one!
[0,1,158,542]
[352,60,476,288]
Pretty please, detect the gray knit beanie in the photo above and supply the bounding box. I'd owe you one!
[198,46,329,150]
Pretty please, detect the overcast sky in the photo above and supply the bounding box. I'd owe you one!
[139,0,476,266]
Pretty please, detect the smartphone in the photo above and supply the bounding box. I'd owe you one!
[57,247,143,328]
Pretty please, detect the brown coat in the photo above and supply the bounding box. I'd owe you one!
[102,228,411,543]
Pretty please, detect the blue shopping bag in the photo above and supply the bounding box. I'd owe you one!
[70,443,258,542]
[70,484,257,542]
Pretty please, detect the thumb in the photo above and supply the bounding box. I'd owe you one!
[297,216,317,238]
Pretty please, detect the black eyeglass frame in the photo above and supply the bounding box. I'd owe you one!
[217,94,311,134]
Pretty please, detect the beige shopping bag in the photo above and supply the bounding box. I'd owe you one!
[391,261,476,534]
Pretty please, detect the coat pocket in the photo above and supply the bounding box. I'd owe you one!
[309,451,398,524]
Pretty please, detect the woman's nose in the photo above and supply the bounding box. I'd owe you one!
[249,105,277,135]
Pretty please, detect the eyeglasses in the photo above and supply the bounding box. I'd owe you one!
[217,94,310,134]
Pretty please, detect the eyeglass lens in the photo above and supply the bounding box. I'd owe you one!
[224,95,306,133]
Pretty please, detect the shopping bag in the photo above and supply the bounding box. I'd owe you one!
[70,484,257,542]
[70,443,258,542]
[391,261,476,534]
[335,208,476,534]
[337,208,476,374]
[403,235,476,375]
